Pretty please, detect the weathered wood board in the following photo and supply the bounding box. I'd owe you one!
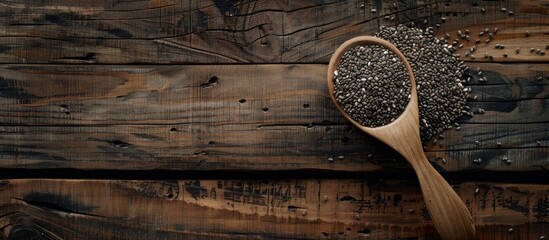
[0,63,547,171]
[0,0,548,239]
[0,0,547,64]
[1,63,547,125]
[0,179,548,239]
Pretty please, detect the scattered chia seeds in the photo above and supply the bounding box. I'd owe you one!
[334,44,411,127]
[376,25,469,140]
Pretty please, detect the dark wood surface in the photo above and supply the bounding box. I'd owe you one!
[0,63,547,172]
[1,179,548,240]
[0,0,547,64]
[0,0,548,239]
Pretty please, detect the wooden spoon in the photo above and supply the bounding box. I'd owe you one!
[327,36,476,240]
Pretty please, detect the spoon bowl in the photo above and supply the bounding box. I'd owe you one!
[327,36,476,240]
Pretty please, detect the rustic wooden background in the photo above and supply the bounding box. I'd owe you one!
[0,0,548,239]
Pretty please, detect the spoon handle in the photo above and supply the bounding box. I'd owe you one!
[414,153,476,240]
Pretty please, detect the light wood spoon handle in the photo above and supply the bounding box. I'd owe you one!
[411,146,476,240]
[380,122,476,240]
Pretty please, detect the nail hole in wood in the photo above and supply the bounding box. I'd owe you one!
[200,76,219,88]
[239,99,246,103]
[357,228,371,235]
[303,103,310,108]
[208,141,215,144]
[64,111,70,115]
[110,140,130,148]
[170,127,177,132]
[262,107,269,112]
[60,104,67,108]
[193,150,207,155]
[340,195,356,201]
[166,193,174,199]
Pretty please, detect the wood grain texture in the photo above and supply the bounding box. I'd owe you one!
[0,0,547,64]
[0,123,546,172]
[1,63,546,126]
[0,179,547,240]
[1,0,548,238]
[0,63,547,171]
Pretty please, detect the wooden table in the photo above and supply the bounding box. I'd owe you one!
[0,0,547,239]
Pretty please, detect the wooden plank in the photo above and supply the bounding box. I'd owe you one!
[0,63,547,171]
[0,179,547,239]
[0,0,547,64]
[0,123,546,172]
[0,63,546,126]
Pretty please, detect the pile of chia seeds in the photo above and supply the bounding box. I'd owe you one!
[334,45,411,127]
[334,25,469,140]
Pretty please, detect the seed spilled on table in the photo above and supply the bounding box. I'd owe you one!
[376,25,469,140]
[333,25,470,140]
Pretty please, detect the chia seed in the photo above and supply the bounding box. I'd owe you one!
[334,44,411,127]
[376,25,469,140]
